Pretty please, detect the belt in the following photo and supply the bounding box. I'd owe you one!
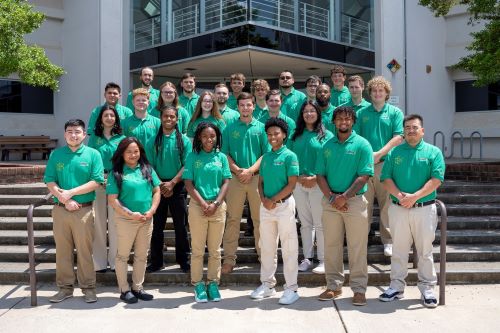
[392,199,435,208]
[55,202,93,208]
[275,193,292,203]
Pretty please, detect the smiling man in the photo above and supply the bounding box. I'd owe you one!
[329,65,351,107]
[126,67,160,113]
[122,88,161,147]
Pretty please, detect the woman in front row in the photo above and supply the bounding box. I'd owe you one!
[107,137,161,304]
[183,122,231,303]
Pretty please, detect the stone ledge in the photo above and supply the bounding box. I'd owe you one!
[0,164,46,184]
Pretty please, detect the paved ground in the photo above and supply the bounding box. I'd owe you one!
[0,284,499,332]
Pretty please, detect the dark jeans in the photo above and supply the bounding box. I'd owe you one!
[150,181,190,267]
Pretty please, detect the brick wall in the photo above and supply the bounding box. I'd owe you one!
[446,163,500,182]
[0,165,46,184]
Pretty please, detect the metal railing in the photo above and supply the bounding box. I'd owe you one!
[251,0,295,30]
[173,4,199,39]
[434,130,483,160]
[205,0,247,31]
[300,2,329,38]
[411,199,447,305]
[133,15,161,50]
[27,193,53,306]
[341,14,371,49]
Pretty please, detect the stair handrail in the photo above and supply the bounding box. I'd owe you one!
[433,131,446,154]
[411,199,447,305]
[26,192,53,306]
[464,131,483,160]
[446,131,464,159]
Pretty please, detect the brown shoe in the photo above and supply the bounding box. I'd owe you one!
[318,288,342,301]
[352,292,367,306]
[221,263,234,274]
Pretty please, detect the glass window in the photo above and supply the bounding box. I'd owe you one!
[340,0,373,49]
[0,80,53,114]
[455,80,500,112]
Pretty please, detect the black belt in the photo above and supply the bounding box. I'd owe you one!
[55,202,93,208]
[392,199,435,208]
[275,193,292,203]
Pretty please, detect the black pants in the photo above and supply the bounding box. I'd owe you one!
[150,181,190,267]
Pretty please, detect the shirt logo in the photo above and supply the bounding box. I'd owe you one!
[345,150,356,156]
[362,116,369,123]
[381,114,390,120]
[231,131,241,139]
[274,161,284,166]
[324,149,332,158]
[213,161,223,168]
[394,156,403,165]
[80,162,89,167]
[97,138,104,145]
[56,163,65,171]
[418,157,429,162]
[194,160,203,169]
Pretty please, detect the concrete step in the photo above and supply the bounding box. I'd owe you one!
[437,181,500,194]
[0,184,48,195]
[1,244,499,264]
[1,261,499,285]
[2,228,500,246]
[437,194,500,204]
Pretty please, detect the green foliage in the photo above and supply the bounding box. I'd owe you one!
[0,0,64,91]
[419,0,500,86]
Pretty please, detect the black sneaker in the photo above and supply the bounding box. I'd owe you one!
[180,263,191,273]
[244,229,253,237]
[146,265,163,273]
[120,291,138,304]
[132,289,154,301]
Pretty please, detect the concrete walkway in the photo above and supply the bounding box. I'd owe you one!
[0,284,499,332]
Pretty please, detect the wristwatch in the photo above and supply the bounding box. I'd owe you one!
[213,200,221,207]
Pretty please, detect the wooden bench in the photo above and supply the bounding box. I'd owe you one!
[0,136,58,161]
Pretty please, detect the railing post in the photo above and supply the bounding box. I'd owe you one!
[348,16,352,44]
[27,204,37,306]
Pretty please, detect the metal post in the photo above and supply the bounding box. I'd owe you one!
[167,0,173,41]
[348,16,352,44]
[277,0,281,28]
[436,200,447,305]
[220,0,223,28]
[27,204,37,306]
[302,3,306,34]
[200,1,206,33]
[160,0,167,43]
[293,0,299,32]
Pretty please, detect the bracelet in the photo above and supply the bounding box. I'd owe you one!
[213,200,221,207]
[328,195,335,204]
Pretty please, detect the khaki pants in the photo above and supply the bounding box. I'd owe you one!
[223,175,261,265]
[322,195,369,293]
[259,196,298,291]
[189,200,227,284]
[293,183,324,261]
[52,205,95,291]
[115,215,153,293]
[388,203,438,294]
[365,162,392,244]
[93,185,117,270]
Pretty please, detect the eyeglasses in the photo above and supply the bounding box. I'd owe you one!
[202,100,214,103]
[280,76,292,80]
[161,90,176,95]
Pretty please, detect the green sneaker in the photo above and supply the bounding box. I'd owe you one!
[194,282,208,303]
[207,281,221,302]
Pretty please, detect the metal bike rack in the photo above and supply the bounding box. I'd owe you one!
[433,130,483,160]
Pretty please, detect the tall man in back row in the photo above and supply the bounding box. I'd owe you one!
[379,114,445,308]
[126,67,160,113]
[44,119,104,303]
[355,76,404,257]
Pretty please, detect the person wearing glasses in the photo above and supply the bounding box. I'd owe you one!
[186,91,226,139]
[279,70,306,119]
[152,81,190,134]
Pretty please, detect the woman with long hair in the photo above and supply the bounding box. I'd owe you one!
[152,81,190,134]
[88,105,125,273]
[107,137,161,304]
[186,91,226,138]
[145,106,192,273]
[289,101,333,274]
[182,122,231,303]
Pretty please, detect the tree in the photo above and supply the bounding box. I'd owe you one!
[419,0,500,86]
[0,0,64,91]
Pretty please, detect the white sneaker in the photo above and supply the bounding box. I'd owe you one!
[250,284,276,299]
[384,244,393,257]
[312,261,325,274]
[379,287,404,302]
[298,258,313,272]
[421,289,438,308]
[278,289,300,305]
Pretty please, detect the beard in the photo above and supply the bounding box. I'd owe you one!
[337,127,349,134]
[141,80,151,87]
[317,97,329,107]
[280,83,292,89]
[217,97,227,105]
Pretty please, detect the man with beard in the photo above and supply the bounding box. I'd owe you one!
[279,70,306,121]
[221,92,270,274]
[215,83,240,126]
[316,106,373,306]
[316,84,336,133]
[329,65,351,107]
[126,67,159,113]
[178,73,199,116]
[340,76,371,115]
[355,76,404,257]
[227,73,246,111]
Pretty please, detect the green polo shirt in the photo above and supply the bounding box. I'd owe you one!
[257,111,296,145]
[222,118,270,168]
[179,92,200,116]
[149,106,190,134]
[122,113,161,147]
[355,103,404,158]
[340,98,371,116]
[182,150,232,201]
[316,132,374,194]
[106,164,161,214]
[330,86,351,107]
[126,87,160,114]
[254,104,268,120]
[281,87,306,120]
[260,145,299,198]
[220,106,240,126]
[87,104,133,136]
[88,133,126,172]
[289,129,333,176]
[145,132,192,180]
[227,93,238,111]
[44,145,104,204]
[381,140,445,203]
[320,104,336,133]
[186,115,226,138]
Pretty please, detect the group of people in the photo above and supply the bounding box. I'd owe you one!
[44,65,445,308]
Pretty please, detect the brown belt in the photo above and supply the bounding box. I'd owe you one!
[275,193,292,203]
[55,202,93,208]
